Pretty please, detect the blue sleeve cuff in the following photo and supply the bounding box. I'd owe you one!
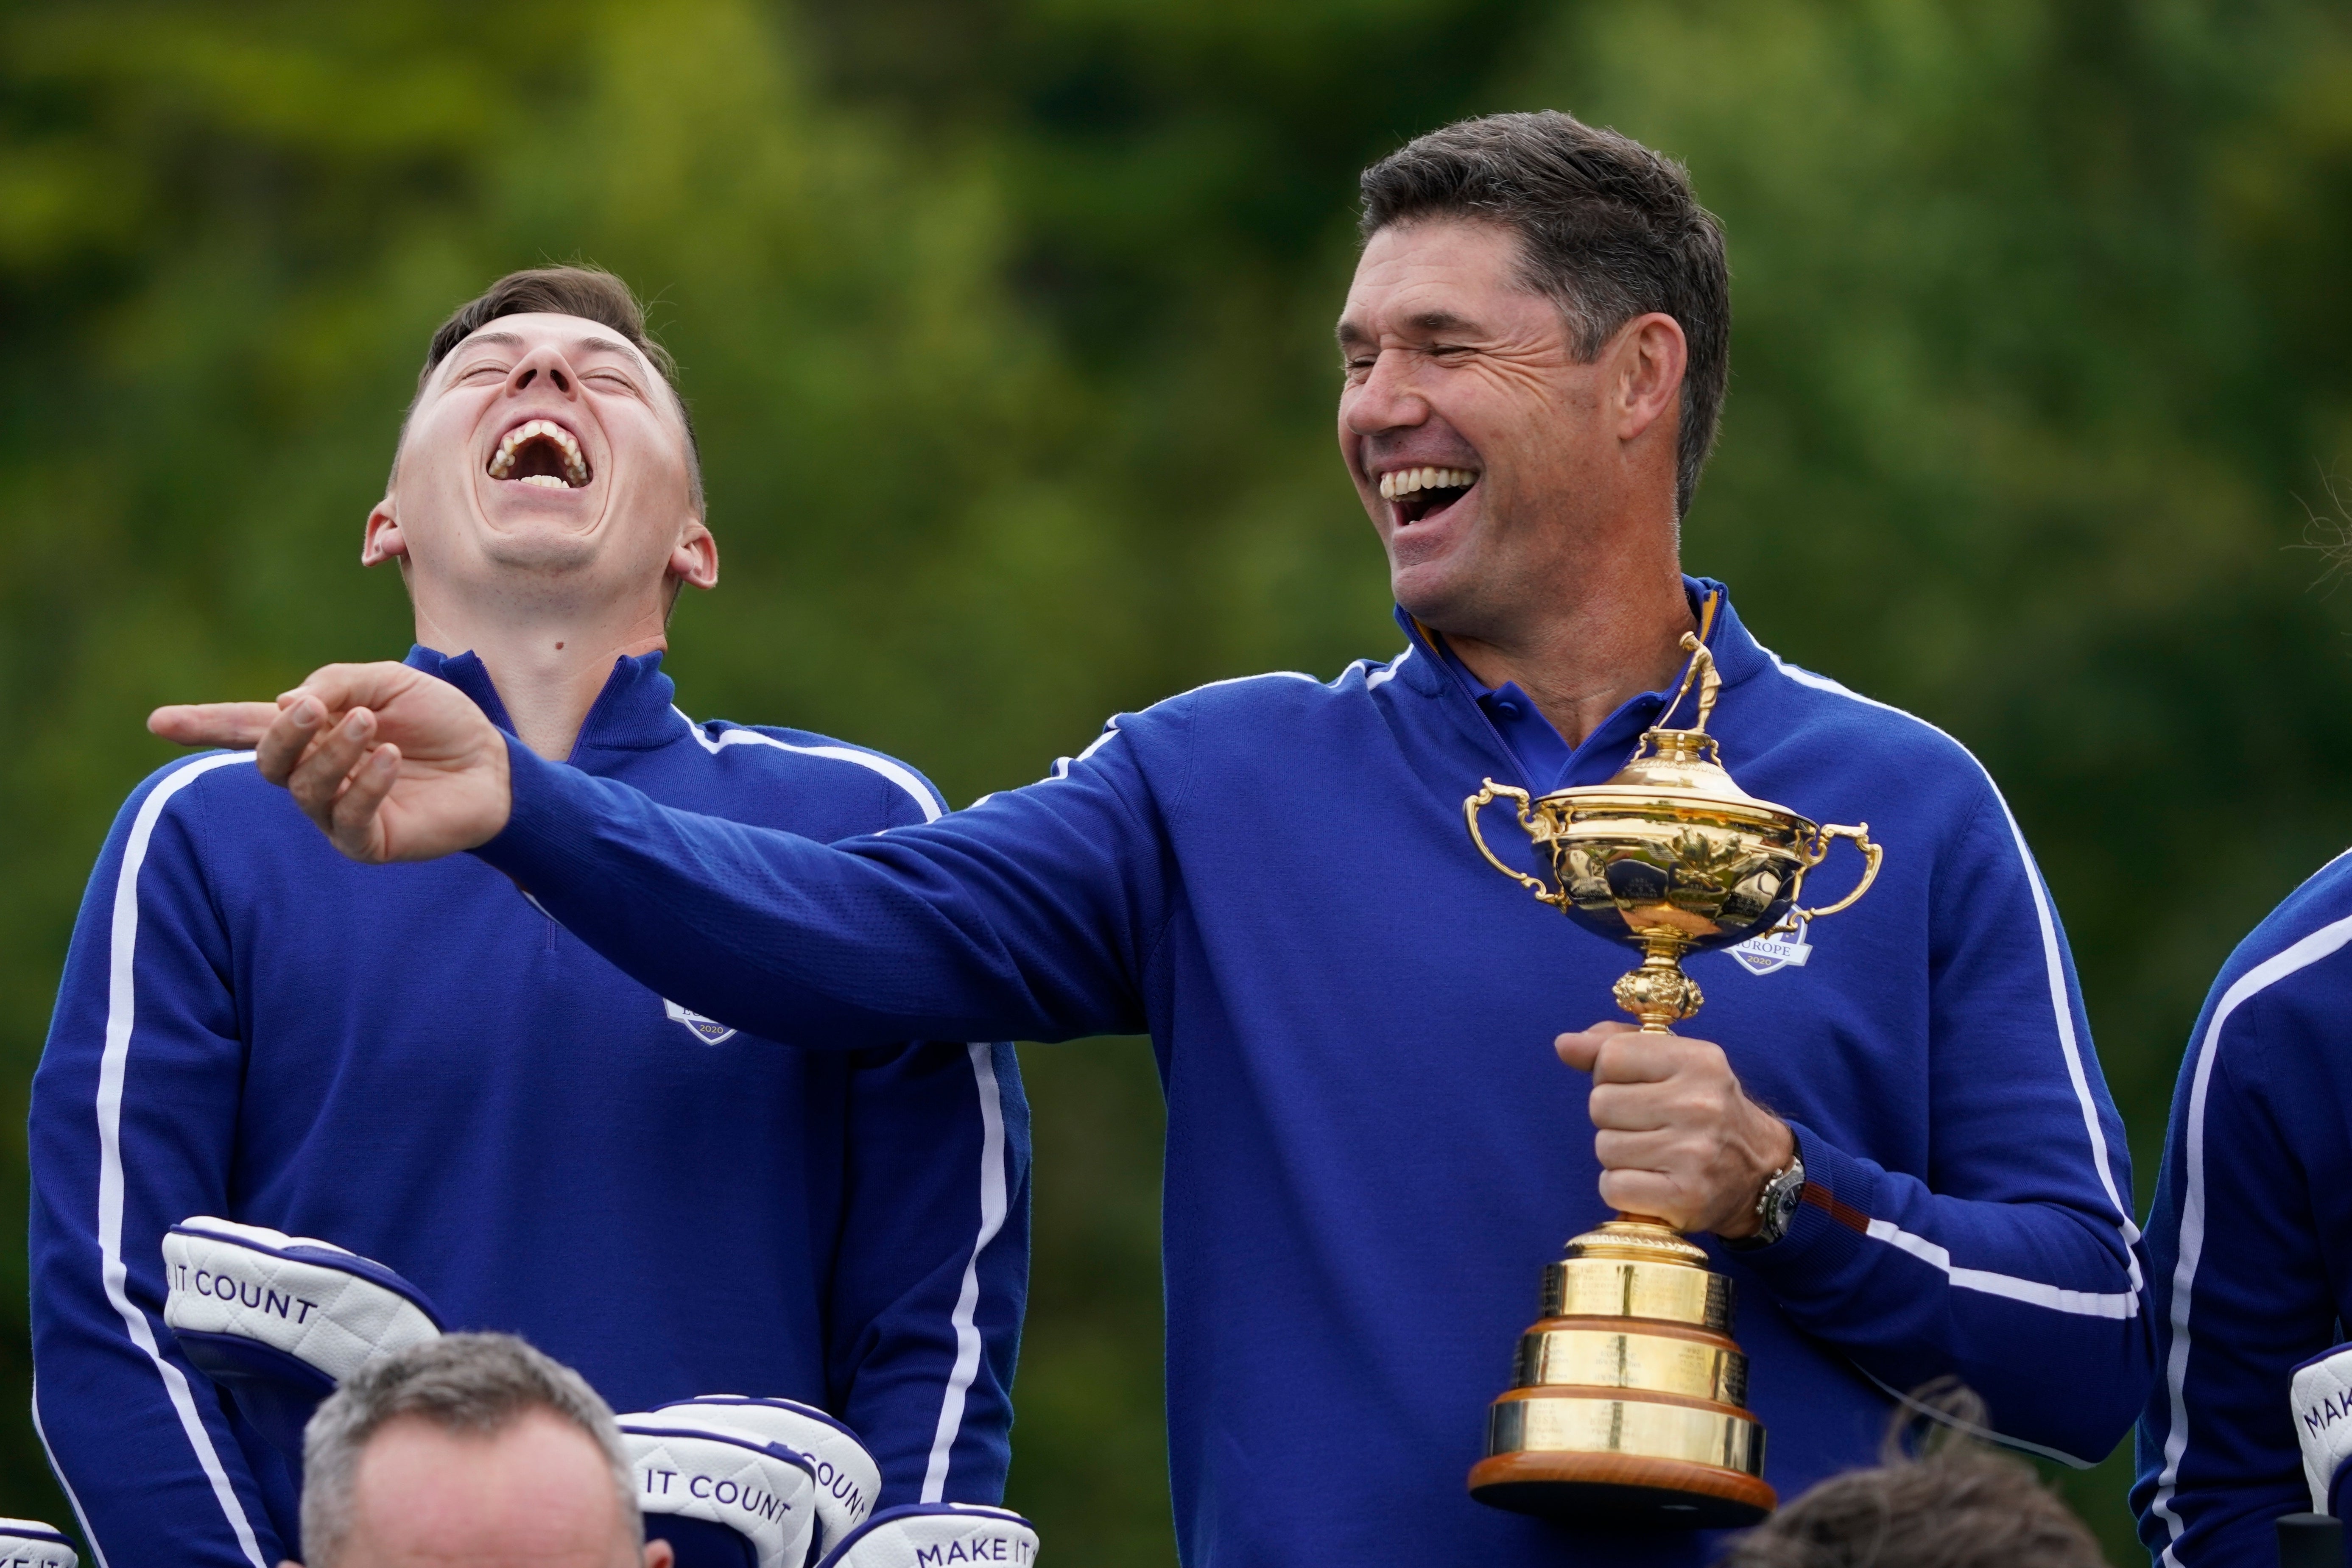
[1727,1119,1874,1281]
[472,732,579,893]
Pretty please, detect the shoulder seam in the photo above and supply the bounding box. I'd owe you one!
[671,707,944,823]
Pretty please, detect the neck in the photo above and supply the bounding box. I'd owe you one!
[411,587,669,759]
[1439,539,1695,750]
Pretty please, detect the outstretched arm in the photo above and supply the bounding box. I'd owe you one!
[154,665,1177,1048]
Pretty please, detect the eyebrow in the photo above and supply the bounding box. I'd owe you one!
[1335,310,1484,347]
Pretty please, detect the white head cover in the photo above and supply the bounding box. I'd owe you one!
[0,1521,77,1568]
[2292,1344,2352,1512]
[814,1504,1036,1568]
[656,1395,880,1557]
[162,1216,443,1383]
[620,1417,819,1568]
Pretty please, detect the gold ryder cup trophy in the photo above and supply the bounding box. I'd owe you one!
[1462,633,1883,1527]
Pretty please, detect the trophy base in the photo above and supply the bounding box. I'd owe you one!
[1467,1448,1775,1528]
[1467,1219,1776,1530]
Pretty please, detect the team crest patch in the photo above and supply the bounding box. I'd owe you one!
[662,998,738,1045]
[1730,916,1813,975]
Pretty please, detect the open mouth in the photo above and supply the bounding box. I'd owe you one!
[486,419,592,490]
[1379,465,1478,525]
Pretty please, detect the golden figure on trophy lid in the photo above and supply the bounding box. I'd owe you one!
[1464,632,1883,1526]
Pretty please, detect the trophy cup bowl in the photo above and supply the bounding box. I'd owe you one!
[1460,634,1882,1528]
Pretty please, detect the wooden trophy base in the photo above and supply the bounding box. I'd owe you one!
[1469,1442,1776,1529]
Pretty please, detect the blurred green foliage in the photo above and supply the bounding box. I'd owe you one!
[8,0,2352,1560]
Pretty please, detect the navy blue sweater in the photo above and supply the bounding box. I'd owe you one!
[2135,851,2352,1564]
[28,650,1030,1568]
[473,581,2148,1567]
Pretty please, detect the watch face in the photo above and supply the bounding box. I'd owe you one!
[1759,1162,1804,1244]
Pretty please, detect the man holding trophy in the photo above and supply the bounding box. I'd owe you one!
[155,112,2152,1565]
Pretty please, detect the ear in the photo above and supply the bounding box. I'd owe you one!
[668,519,719,594]
[362,499,408,568]
[642,1538,676,1568]
[1609,312,1688,443]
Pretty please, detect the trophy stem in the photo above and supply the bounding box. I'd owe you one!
[1612,932,1704,1034]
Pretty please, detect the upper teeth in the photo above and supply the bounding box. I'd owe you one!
[1378,466,1478,500]
[488,419,589,486]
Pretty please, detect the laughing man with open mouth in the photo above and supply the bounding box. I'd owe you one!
[31,267,1028,1568]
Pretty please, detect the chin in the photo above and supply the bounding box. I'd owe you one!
[1388,559,1481,631]
[480,531,602,576]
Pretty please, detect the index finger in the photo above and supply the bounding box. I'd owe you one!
[1588,1030,1683,1085]
[147,701,283,751]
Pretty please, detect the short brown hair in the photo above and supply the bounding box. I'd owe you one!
[1718,1385,2106,1568]
[1359,111,1730,518]
[407,264,703,516]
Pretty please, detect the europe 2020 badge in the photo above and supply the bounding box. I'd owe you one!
[662,997,738,1045]
[1730,914,1811,976]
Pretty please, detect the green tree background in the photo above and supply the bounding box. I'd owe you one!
[6,1,2352,1560]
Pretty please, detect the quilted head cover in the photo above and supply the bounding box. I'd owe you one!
[162,1216,442,1384]
[656,1395,879,1555]
[814,1504,1036,1568]
[0,1518,78,1568]
[620,1419,819,1568]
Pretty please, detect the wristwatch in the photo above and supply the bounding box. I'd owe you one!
[1734,1151,1805,1249]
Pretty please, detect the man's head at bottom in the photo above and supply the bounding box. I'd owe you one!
[291,1332,672,1568]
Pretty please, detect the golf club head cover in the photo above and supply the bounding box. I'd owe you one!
[620,1416,819,1568]
[655,1395,880,1558]
[814,1504,1037,1568]
[162,1216,443,1461]
[0,1521,77,1568]
[2291,1344,2352,1515]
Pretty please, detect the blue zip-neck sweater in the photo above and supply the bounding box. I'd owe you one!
[471,580,2150,1568]
[2134,851,2352,1564]
[30,649,1029,1568]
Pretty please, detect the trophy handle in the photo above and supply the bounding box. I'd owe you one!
[1791,822,1883,921]
[1465,779,1564,905]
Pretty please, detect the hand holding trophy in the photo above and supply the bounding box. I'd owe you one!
[1463,633,1883,1527]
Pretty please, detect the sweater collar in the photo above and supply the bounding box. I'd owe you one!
[1389,575,1765,705]
[402,645,681,756]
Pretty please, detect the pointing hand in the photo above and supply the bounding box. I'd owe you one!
[150,662,510,863]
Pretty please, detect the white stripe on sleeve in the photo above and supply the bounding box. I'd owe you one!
[921,1042,1012,1501]
[1764,651,2145,1288]
[95,752,268,1568]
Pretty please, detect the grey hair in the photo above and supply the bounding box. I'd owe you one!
[300,1332,641,1566]
[1359,111,1732,519]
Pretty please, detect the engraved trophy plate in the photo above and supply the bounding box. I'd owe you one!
[1463,633,1883,1528]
